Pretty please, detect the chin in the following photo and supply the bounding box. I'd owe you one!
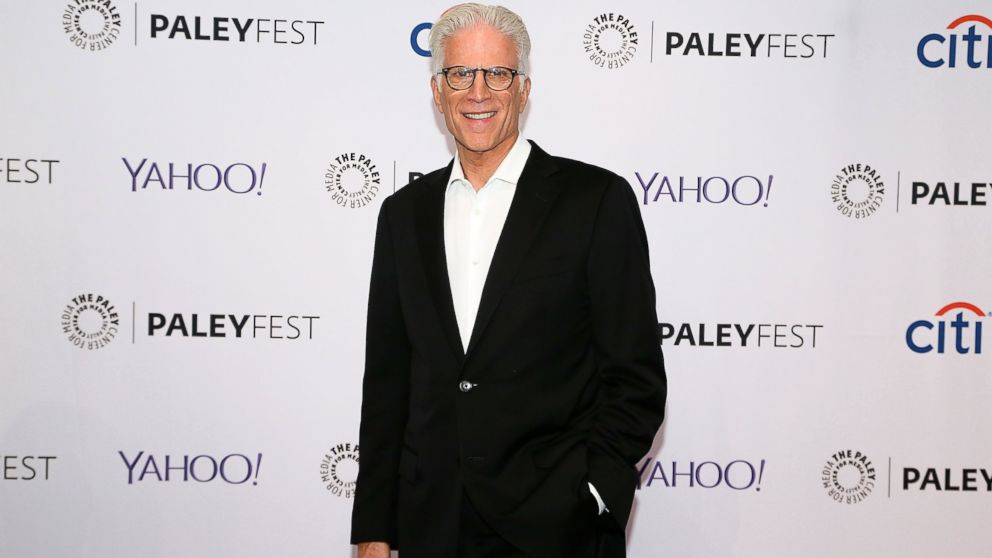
[459,139,498,153]
[468,144,498,154]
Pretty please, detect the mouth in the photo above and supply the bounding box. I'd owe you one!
[463,111,496,120]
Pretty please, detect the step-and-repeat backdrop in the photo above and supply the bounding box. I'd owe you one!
[2,1,990,556]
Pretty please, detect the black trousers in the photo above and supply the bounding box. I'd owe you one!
[456,490,604,558]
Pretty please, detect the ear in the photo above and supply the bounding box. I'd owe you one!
[431,75,444,113]
[518,77,531,113]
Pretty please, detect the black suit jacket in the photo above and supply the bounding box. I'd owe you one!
[350,141,666,558]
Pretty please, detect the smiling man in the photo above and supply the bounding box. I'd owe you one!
[350,4,666,558]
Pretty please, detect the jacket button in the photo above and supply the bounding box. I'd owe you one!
[459,380,476,393]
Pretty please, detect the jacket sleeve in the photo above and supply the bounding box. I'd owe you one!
[584,175,667,530]
[350,196,411,547]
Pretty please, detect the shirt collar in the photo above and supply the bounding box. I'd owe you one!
[448,135,532,190]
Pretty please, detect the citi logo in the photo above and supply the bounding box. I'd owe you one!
[906,302,987,354]
[918,14,992,68]
[410,22,432,57]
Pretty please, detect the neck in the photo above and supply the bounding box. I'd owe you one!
[456,133,519,192]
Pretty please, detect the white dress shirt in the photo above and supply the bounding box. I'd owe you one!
[443,135,608,515]
[444,135,530,353]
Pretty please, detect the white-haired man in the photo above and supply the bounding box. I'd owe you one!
[351,4,666,557]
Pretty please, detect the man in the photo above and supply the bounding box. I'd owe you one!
[351,4,666,557]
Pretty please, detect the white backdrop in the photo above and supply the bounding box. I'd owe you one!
[2,1,991,557]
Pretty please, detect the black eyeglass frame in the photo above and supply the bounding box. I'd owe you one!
[437,65,525,91]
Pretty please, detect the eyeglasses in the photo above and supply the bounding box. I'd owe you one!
[438,66,524,91]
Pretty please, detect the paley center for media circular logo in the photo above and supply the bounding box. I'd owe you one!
[62,0,122,51]
[325,152,380,209]
[830,163,885,219]
[61,294,119,350]
[822,450,876,504]
[583,13,638,69]
[321,442,359,498]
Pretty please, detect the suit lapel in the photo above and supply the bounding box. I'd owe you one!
[464,142,562,360]
[413,161,466,367]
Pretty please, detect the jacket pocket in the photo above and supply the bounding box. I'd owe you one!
[512,256,580,286]
[533,438,587,469]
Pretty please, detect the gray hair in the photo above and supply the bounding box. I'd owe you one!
[429,3,531,87]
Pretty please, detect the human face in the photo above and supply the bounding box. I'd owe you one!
[432,24,530,160]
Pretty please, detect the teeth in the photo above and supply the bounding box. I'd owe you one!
[465,111,495,120]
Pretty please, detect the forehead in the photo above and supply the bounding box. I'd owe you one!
[444,23,517,67]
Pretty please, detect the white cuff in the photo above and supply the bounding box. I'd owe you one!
[587,482,608,515]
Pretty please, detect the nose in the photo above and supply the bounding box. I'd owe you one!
[466,69,492,102]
